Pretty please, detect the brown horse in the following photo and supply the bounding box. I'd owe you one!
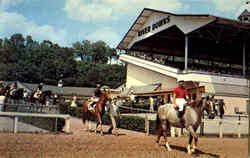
[30,90,52,105]
[82,89,112,136]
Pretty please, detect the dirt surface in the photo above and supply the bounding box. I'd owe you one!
[0,117,247,158]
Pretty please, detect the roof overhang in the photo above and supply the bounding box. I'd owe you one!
[117,8,250,65]
[117,8,218,50]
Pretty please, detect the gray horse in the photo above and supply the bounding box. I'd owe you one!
[155,96,214,154]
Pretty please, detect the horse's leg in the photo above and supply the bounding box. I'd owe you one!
[186,126,198,154]
[96,112,103,135]
[162,120,171,151]
[188,134,193,154]
[95,121,99,134]
[86,111,90,131]
[191,127,199,153]
[156,123,162,144]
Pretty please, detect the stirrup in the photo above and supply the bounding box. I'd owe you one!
[177,111,184,118]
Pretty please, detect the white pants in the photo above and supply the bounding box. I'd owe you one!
[176,98,186,111]
[0,96,5,111]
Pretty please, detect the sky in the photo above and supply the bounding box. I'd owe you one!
[0,0,250,48]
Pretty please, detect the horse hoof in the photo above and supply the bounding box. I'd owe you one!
[165,144,172,151]
[114,131,119,136]
[112,129,119,136]
[187,145,192,154]
[191,148,196,153]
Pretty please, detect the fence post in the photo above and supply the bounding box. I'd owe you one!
[177,128,182,137]
[55,118,58,132]
[13,116,18,134]
[170,127,175,137]
[237,121,241,138]
[145,115,149,136]
[219,121,223,138]
[64,117,71,133]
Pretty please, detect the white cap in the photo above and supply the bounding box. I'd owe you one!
[177,76,184,82]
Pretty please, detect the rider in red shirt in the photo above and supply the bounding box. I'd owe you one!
[173,80,189,119]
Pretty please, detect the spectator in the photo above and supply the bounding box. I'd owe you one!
[23,89,28,103]
[129,89,135,113]
[217,99,226,119]
[70,93,77,107]
[149,97,154,112]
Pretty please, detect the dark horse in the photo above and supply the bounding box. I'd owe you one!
[9,88,24,103]
[0,84,11,96]
[82,89,112,136]
[155,95,215,155]
[0,83,11,111]
[30,90,52,105]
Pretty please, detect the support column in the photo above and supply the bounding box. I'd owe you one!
[13,116,18,134]
[243,42,246,76]
[185,35,189,71]
[64,117,71,133]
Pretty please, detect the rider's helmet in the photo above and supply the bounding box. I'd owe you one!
[96,84,101,88]
[38,83,44,90]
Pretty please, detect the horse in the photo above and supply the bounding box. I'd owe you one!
[82,89,112,136]
[30,90,52,105]
[0,84,11,111]
[155,95,215,155]
[8,88,24,104]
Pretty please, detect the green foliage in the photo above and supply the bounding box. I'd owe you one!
[58,102,157,135]
[0,33,125,88]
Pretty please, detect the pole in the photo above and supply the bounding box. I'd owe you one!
[243,42,246,76]
[185,35,189,72]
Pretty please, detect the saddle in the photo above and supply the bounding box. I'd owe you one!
[88,101,97,111]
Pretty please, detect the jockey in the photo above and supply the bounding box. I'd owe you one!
[89,84,102,110]
[9,82,17,96]
[34,83,44,99]
[173,79,189,119]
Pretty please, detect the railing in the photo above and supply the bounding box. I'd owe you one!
[199,115,248,138]
[118,104,248,137]
[2,102,59,114]
[0,101,70,134]
[0,112,71,134]
[123,53,246,78]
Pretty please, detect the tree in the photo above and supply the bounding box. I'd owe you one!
[73,40,92,61]
[10,33,25,48]
[0,33,126,88]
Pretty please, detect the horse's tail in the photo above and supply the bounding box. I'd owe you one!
[155,112,161,132]
[82,102,88,124]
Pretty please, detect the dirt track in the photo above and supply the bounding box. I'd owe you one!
[0,117,247,158]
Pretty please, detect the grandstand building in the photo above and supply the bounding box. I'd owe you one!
[117,8,250,114]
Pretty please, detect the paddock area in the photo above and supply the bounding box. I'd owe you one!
[0,117,247,158]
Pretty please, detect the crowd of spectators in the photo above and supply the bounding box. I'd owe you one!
[127,51,245,77]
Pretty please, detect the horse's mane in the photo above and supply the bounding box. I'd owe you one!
[43,90,52,95]
[0,85,10,96]
[188,99,203,108]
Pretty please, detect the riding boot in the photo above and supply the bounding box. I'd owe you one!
[178,111,185,124]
